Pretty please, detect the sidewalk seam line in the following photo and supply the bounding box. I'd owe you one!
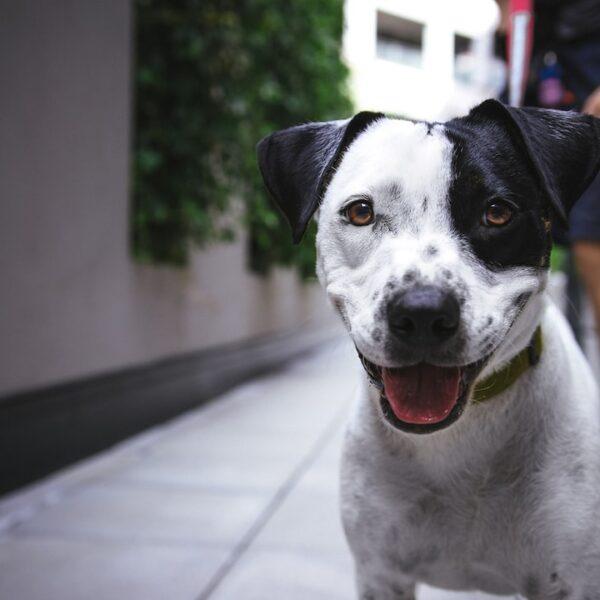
[195,403,347,600]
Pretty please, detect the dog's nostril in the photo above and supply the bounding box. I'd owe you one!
[432,315,458,338]
[396,316,416,335]
[387,285,460,345]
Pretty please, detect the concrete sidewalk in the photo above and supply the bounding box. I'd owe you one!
[0,341,527,600]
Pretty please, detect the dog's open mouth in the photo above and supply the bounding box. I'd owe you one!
[358,353,488,434]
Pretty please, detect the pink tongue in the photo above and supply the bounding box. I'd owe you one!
[382,364,461,425]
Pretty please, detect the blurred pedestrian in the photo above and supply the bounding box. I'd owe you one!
[497,0,600,337]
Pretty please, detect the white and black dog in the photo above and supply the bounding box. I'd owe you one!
[257,99,600,599]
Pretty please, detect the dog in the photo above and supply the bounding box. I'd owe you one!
[257,99,600,599]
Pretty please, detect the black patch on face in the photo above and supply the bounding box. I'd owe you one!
[445,120,552,270]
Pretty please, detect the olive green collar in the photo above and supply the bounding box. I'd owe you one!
[472,326,543,404]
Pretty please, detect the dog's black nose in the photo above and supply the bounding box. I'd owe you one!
[388,285,460,345]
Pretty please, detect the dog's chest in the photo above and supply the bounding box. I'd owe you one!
[340,434,532,593]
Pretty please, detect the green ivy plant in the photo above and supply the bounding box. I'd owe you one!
[133,0,352,276]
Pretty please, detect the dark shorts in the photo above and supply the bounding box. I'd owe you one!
[570,171,600,242]
[504,31,600,244]
[548,36,600,243]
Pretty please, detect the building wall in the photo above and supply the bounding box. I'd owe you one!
[0,1,334,397]
[343,0,501,120]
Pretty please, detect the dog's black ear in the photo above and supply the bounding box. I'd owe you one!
[256,111,384,243]
[467,99,600,225]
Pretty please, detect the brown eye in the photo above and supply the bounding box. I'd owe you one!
[346,200,374,226]
[483,201,514,227]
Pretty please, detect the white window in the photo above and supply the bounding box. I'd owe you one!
[376,12,424,68]
[454,33,474,83]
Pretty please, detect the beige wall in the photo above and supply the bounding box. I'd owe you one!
[0,1,335,396]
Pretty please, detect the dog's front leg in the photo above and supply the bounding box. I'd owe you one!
[356,570,416,600]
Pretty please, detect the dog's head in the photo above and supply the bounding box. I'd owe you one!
[257,99,600,434]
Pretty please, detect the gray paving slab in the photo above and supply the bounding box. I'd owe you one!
[144,425,316,466]
[13,483,266,547]
[0,536,227,600]
[250,446,348,556]
[208,547,356,600]
[109,449,300,494]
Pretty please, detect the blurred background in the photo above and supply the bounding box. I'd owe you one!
[0,1,597,599]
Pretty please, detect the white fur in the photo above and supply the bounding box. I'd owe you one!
[314,119,600,599]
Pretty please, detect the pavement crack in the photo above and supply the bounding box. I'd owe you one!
[195,404,347,600]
